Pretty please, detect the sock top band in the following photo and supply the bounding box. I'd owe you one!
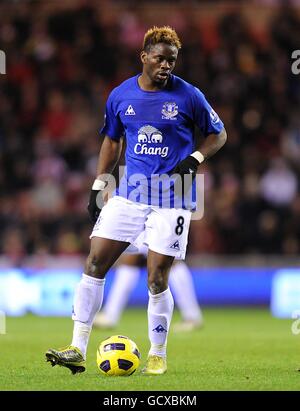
[82,273,105,286]
[148,287,171,299]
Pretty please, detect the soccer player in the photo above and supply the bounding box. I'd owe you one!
[93,252,203,332]
[45,26,227,375]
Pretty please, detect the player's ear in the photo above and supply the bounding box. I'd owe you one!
[140,50,147,64]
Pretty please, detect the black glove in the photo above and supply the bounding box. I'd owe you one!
[87,189,100,223]
[172,155,200,178]
[87,188,105,224]
[171,155,200,195]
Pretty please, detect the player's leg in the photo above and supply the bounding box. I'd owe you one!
[45,237,129,374]
[141,207,192,375]
[169,261,203,331]
[71,237,130,351]
[46,196,148,373]
[93,253,142,329]
[142,250,174,375]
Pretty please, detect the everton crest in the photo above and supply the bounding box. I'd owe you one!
[162,102,178,120]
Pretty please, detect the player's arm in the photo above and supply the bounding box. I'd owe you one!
[173,87,227,177]
[88,135,123,223]
[172,128,227,177]
[194,127,227,162]
[96,135,123,177]
[88,87,124,222]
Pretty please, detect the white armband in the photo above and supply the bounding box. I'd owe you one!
[92,179,106,191]
[190,151,205,164]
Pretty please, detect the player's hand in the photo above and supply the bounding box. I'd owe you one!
[87,180,106,224]
[171,154,204,195]
[171,155,200,179]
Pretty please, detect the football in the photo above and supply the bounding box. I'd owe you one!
[96,335,141,376]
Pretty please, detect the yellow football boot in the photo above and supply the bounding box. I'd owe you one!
[141,354,167,375]
[45,345,86,374]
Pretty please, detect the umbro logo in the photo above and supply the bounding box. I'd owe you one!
[170,240,180,250]
[152,324,167,333]
[125,105,135,115]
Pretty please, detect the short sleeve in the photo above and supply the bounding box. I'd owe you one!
[192,87,224,137]
[100,90,124,141]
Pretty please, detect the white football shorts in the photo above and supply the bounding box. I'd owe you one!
[90,195,192,259]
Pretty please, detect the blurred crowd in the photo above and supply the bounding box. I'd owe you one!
[0,0,300,264]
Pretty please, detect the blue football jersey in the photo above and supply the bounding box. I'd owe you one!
[100,74,224,210]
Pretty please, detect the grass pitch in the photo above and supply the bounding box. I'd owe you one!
[0,308,300,391]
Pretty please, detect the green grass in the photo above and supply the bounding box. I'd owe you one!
[0,308,300,391]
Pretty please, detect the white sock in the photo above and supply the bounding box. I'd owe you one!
[148,287,174,358]
[101,265,140,325]
[169,262,202,323]
[71,274,105,358]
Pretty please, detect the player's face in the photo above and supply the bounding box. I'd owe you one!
[141,43,178,86]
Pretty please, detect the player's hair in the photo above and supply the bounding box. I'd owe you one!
[143,26,181,52]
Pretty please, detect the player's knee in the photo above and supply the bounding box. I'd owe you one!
[85,251,106,278]
[148,269,168,294]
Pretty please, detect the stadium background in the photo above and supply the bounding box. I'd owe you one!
[0,0,300,317]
